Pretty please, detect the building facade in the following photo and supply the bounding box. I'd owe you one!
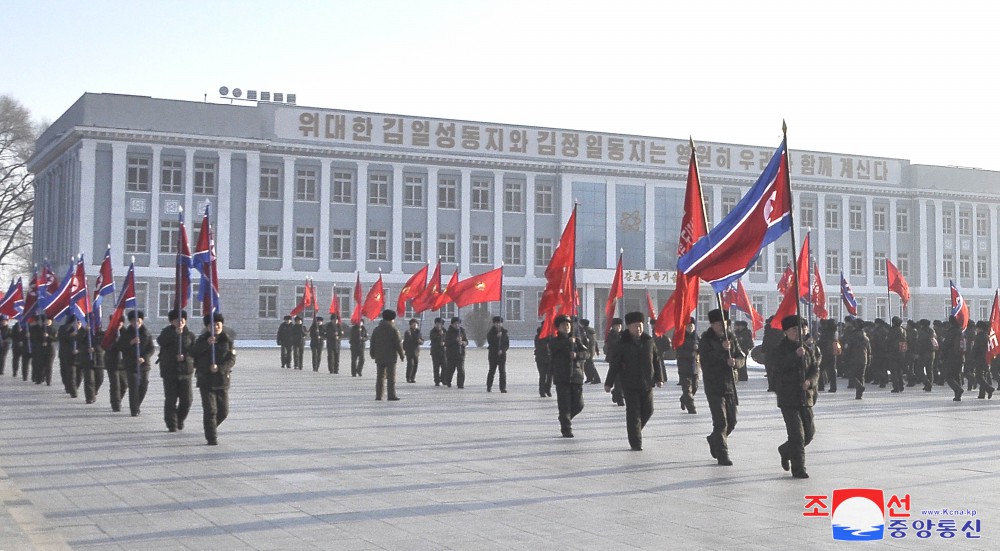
[27,93,1000,339]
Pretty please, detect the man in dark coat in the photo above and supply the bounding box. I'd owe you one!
[772,315,821,479]
[276,315,294,368]
[77,316,105,404]
[549,315,586,437]
[117,310,156,417]
[429,317,447,386]
[675,317,700,414]
[817,319,839,393]
[699,309,744,466]
[58,316,80,396]
[732,321,753,382]
[309,316,326,371]
[580,319,600,384]
[325,315,343,374]
[29,314,57,385]
[349,319,368,376]
[157,309,196,432]
[971,320,994,399]
[369,310,405,401]
[402,318,424,383]
[942,315,966,401]
[11,320,27,381]
[192,313,236,445]
[444,317,468,388]
[843,318,871,399]
[604,312,663,451]
[486,316,510,393]
[604,318,625,406]
[0,315,9,376]
[534,324,552,398]
[104,317,128,411]
[886,316,908,393]
[760,318,783,392]
[915,319,937,392]
[292,315,306,369]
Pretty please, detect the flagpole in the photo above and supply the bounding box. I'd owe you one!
[176,208,185,358]
[499,264,505,321]
[131,257,141,391]
[885,258,892,320]
[81,253,94,364]
[781,123,805,333]
[806,230,815,334]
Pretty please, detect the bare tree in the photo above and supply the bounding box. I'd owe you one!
[0,95,37,280]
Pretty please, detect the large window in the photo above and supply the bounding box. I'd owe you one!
[897,254,909,277]
[503,236,523,265]
[825,250,840,275]
[259,285,278,318]
[161,159,183,193]
[194,160,216,195]
[259,225,280,258]
[505,290,523,321]
[404,174,424,207]
[125,219,148,253]
[825,202,840,230]
[977,211,989,237]
[438,233,457,263]
[850,251,864,277]
[260,166,281,199]
[331,229,352,260]
[873,205,887,231]
[504,181,523,212]
[294,227,316,258]
[157,283,176,318]
[978,255,989,281]
[799,201,815,229]
[849,204,864,230]
[721,195,737,217]
[874,252,886,277]
[959,212,972,236]
[369,173,389,205]
[368,230,388,260]
[332,171,353,203]
[896,208,909,233]
[404,232,423,262]
[471,235,490,264]
[438,176,457,209]
[960,254,971,279]
[774,247,789,278]
[943,210,954,235]
[943,253,954,279]
[472,178,491,210]
[127,156,150,192]
[159,220,180,254]
[535,184,553,214]
[535,237,553,267]
[296,168,317,201]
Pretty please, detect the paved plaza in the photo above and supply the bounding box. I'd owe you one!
[1,346,998,550]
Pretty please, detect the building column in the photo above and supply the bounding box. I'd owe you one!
[918,199,929,288]
[459,168,472,276]
[216,150,232,269]
[110,143,127,263]
[493,170,505,269]
[184,149,196,225]
[934,200,944,288]
[524,173,536,278]
[355,162,369,274]
[864,196,874,286]
[991,204,999,290]
[605,177,616,269]
[392,164,404,274]
[78,140,97,261]
[426,167,439,263]
[888,198,898,274]
[148,146,162,266]
[319,158,332,273]
[814,192,826,278]
[245,151,261,270]
[282,156,296,271]
[969,203,978,288]
[644,182,655,271]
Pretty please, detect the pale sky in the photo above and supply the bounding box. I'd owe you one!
[6,0,1000,171]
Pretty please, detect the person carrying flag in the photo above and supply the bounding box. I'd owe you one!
[549,314,586,438]
[0,316,9,376]
[369,309,404,401]
[444,317,468,388]
[604,312,664,451]
[971,320,994,399]
[675,317,700,414]
[104,317,128,412]
[157,309,196,432]
[349,318,368,376]
[430,317,448,387]
[29,314,57,386]
[76,315,105,404]
[914,319,937,392]
[485,316,510,393]
[325,314,343,374]
[772,315,821,479]
[699,309,744,466]
[402,318,423,384]
[292,315,306,369]
[58,316,80,397]
[193,312,236,446]
[11,319,27,381]
[309,316,326,372]
[117,311,155,417]
[942,315,966,401]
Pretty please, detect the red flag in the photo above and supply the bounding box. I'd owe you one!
[987,291,1000,365]
[538,267,567,315]
[396,263,429,314]
[175,211,192,311]
[412,260,442,314]
[329,285,340,316]
[290,278,313,317]
[604,254,624,337]
[350,273,363,325]
[193,205,220,317]
[645,291,656,320]
[544,206,577,282]
[770,234,810,329]
[950,280,969,330]
[661,145,707,346]
[447,266,503,308]
[309,279,318,311]
[887,259,910,305]
[361,274,385,320]
[733,279,765,337]
[540,309,557,338]
[811,263,828,319]
[776,262,794,294]
[101,263,136,350]
[432,269,459,311]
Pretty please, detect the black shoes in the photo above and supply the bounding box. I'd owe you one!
[207,438,217,446]
[792,470,809,479]
[561,429,574,438]
[779,445,790,472]
[388,396,400,401]
[717,457,733,466]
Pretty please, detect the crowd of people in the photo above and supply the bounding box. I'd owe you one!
[0,310,236,446]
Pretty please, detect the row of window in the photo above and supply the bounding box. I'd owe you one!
[766,247,992,281]
[127,157,217,194]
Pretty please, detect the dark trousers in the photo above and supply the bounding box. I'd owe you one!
[376,361,398,400]
[351,348,365,376]
[163,376,193,430]
[945,365,964,399]
[84,368,104,403]
[536,360,552,397]
[822,361,838,392]
[60,355,76,395]
[431,350,446,385]
[976,364,994,398]
[623,388,654,449]
[444,353,465,387]
[487,353,506,391]
[200,387,229,442]
[327,345,339,373]
[679,374,699,411]
[889,356,906,391]
[405,354,419,382]
[311,345,323,371]
[127,369,149,415]
[280,345,293,368]
[32,353,54,385]
[915,355,935,390]
[555,382,584,434]
[583,358,600,383]
[0,345,7,374]
[12,351,26,380]
[293,344,304,369]
[706,392,737,458]
[779,406,815,475]
[107,369,129,411]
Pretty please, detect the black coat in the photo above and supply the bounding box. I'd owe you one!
[309,322,325,348]
[193,328,236,390]
[156,325,196,378]
[674,329,699,376]
[402,328,424,357]
[698,327,744,397]
[771,337,821,408]
[605,330,662,391]
[548,333,586,385]
[349,324,368,350]
[116,324,155,373]
[369,320,404,364]
[486,327,509,358]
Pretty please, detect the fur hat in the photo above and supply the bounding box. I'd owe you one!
[554,314,572,326]
[382,310,397,321]
[492,316,503,323]
[781,315,803,331]
[708,309,728,324]
[624,311,645,325]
